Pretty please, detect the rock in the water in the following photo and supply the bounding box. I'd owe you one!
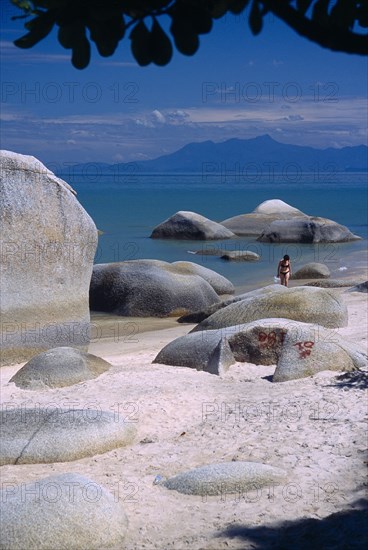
[221,199,360,242]
[0,151,98,366]
[90,260,220,317]
[150,211,235,240]
[292,262,331,279]
[172,261,235,295]
[159,461,287,496]
[253,199,304,216]
[188,247,229,256]
[0,473,128,550]
[9,347,112,390]
[0,408,136,465]
[192,286,348,331]
[221,250,260,261]
[221,199,305,236]
[258,217,360,243]
[154,318,367,380]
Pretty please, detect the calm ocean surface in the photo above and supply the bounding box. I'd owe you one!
[70,172,368,292]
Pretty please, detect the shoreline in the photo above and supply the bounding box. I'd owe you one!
[89,268,368,353]
[1,280,367,549]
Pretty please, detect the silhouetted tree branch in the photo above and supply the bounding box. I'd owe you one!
[10,1,368,69]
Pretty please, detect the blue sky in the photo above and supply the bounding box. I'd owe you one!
[1,3,367,166]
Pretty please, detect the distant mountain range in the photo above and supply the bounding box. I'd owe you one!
[64,135,368,175]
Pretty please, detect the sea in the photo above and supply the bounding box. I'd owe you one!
[68,171,368,293]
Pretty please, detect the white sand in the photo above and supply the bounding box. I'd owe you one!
[0,288,367,549]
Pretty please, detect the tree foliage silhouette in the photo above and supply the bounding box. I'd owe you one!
[11,0,368,69]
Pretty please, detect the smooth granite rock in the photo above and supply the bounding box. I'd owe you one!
[0,473,128,550]
[191,286,348,331]
[258,217,360,243]
[9,347,112,390]
[150,211,235,240]
[292,262,331,279]
[172,261,235,295]
[90,260,221,317]
[221,199,360,242]
[178,285,288,324]
[159,461,287,496]
[0,150,98,366]
[0,408,136,465]
[221,199,305,236]
[154,318,367,380]
[220,250,260,261]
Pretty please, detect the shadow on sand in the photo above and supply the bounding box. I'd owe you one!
[217,498,368,549]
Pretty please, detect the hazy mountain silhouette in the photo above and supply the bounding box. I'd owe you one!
[66,135,367,175]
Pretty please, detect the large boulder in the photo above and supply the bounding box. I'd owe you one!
[150,211,235,240]
[221,199,305,236]
[172,261,235,295]
[0,473,128,550]
[154,318,367,380]
[158,461,287,496]
[178,284,288,324]
[253,199,304,216]
[90,260,221,317]
[292,262,331,279]
[0,151,98,366]
[154,328,235,375]
[221,199,360,242]
[0,408,136,465]
[258,217,360,243]
[191,286,348,331]
[9,347,112,390]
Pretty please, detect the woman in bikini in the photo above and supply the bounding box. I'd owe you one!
[277,254,292,287]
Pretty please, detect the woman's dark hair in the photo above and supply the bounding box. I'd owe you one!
[283,255,290,260]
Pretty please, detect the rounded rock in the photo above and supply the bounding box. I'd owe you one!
[0,473,128,549]
[9,347,112,390]
[0,408,136,465]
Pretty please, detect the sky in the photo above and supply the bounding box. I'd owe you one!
[1,2,367,167]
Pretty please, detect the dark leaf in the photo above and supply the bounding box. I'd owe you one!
[358,5,368,28]
[14,11,54,48]
[58,21,81,49]
[88,16,125,57]
[296,0,314,16]
[209,0,229,19]
[312,0,330,26]
[330,0,357,30]
[228,0,251,15]
[130,20,152,66]
[191,6,213,34]
[71,33,91,69]
[249,0,263,35]
[88,7,124,22]
[170,23,199,56]
[150,18,173,66]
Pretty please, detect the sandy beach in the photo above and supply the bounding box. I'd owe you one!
[0,282,367,549]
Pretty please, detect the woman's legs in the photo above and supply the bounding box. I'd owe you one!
[280,272,290,287]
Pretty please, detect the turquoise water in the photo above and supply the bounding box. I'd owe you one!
[70,172,368,292]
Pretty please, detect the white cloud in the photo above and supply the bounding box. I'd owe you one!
[0,41,70,64]
[151,109,166,124]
